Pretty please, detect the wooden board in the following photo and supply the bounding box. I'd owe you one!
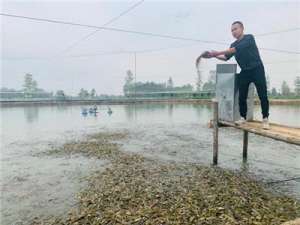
[219,120,300,146]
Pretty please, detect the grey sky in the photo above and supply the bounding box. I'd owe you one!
[1,0,300,95]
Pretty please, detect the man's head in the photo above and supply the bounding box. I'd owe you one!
[231,21,244,39]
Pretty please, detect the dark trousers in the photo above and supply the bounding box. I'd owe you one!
[238,64,269,119]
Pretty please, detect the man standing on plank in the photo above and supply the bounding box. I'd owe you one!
[201,21,270,129]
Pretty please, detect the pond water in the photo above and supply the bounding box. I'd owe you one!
[1,103,299,224]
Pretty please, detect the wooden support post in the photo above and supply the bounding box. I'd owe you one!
[213,100,219,165]
[243,131,248,161]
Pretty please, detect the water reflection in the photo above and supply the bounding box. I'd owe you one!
[2,103,300,202]
[168,104,173,118]
[8,103,299,127]
[24,107,39,123]
[124,104,136,121]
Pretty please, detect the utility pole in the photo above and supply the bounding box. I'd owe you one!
[134,52,137,120]
[134,52,137,102]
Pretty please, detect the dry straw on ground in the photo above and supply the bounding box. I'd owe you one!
[32,132,300,225]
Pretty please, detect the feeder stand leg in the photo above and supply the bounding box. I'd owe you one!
[243,131,248,161]
[213,100,219,165]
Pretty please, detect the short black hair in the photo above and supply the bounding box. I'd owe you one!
[232,21,244,28]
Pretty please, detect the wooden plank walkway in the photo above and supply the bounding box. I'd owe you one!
[219,120,300,146]
[211,100,300,165]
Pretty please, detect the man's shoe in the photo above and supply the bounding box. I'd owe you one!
[235,117,246,125]
[262,118,270,130]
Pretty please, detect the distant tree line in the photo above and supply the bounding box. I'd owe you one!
[266,75,300,98]
[1,72,299,100]
[123,70,194,97]
[0,73,102,100]
[0,74,53,99]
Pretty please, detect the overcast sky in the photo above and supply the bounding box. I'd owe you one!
[1,0,300,95]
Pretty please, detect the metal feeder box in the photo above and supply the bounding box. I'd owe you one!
[215,64,254,122]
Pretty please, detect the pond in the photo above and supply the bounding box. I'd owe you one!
[1,103,299,224]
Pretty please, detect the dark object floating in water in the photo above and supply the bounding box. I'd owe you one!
[89,105,98,114]
[81,108,88,115]
[107,107,113,115]
[89,108,98,114]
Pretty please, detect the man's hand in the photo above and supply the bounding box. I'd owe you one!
[196,51,212,67]
[196,48,233,66]
[201,51,212,58]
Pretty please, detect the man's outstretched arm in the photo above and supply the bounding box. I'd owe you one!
[215,55,228,61]
[210,48,236,58]
[196,47,235,64]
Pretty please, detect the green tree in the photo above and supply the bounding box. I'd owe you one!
[90,88,97,98]
[294,76,300,96]
[202,81,215,91]
[271,87,278,97]
[55,90,65,100]
[23,73,35,98]
[196,70,202,91]
[134,82,166,93]
[266,74,270,94]
[78,88,89,99]
[208,70,216,83]
[173,84,193,92]
[202,70,216,92]
[32,80,38,92]
[166,77,174,90]
[123,70,134,95]
[281,81,290,96]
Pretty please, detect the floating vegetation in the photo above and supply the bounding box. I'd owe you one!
[32,131,300,225]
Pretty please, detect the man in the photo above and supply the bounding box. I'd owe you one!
[202,21,270,129]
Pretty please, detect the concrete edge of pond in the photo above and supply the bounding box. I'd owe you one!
[1,98,299,107]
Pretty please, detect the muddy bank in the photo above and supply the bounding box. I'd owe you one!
[255,99,300,106]
[1,98,299,107]
[30,131,300,225]
[0,98,211,107]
